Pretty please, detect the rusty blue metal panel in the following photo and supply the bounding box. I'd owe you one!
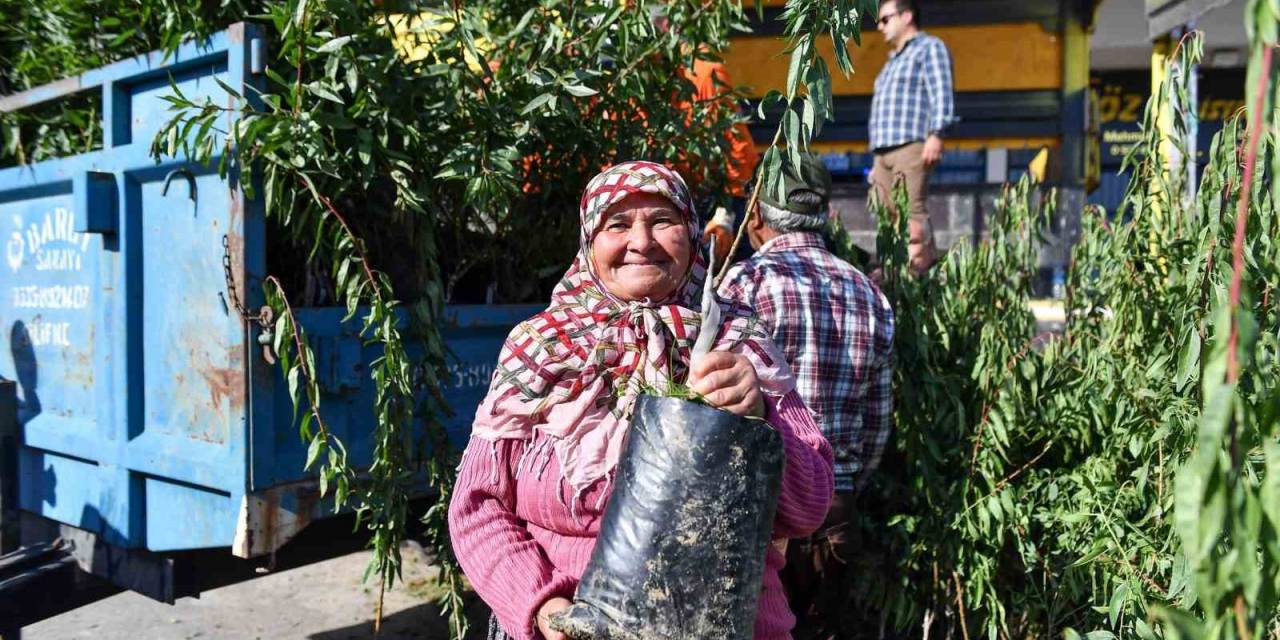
[1,24,266,552]
[2,24,537,558]
[250,304,540,490]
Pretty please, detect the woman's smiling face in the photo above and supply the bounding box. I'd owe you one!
[590,192,692,302]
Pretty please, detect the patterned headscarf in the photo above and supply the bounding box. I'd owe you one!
[470,161,795,499]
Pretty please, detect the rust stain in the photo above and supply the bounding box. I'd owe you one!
[74,345,92,370]
[62,349,94,390]
[192,343,246,413]
[198,365,246,411]
[227,191,243,254]
[174,239,249,442]
[241,513,255,555]
[256,484,318,555]
[261,490,277,553]
[226,190,245,311]
[226,229,244,288]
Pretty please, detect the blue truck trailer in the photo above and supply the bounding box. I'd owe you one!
[0,23,531,631]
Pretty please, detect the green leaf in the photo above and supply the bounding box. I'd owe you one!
[357,129,372,165]
[299,411,313,441]
[802,97,817,142]
[832,32,852,74]
[1261,438,1280,537]
[521,92,555,114]
[757,89,784,120]
[345,64,359,94]
[763,147,785,204]
[213,76,243,101]
[308,82,345,104]
[563,84,598,97]
[785,37,809,98]
[1107,583,1128,627]
[1175,328,1202,391]
[316,35,352,53]
[1071,541,1108,567]
[784,108,804,165]
[305,434,324,470]
[1133,617,1157,640]
[293,0,310,28]
[287,365,302,407]
[1151,604,1206,640]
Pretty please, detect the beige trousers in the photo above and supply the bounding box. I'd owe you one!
[871,141,936,270]
[871,141,930,227]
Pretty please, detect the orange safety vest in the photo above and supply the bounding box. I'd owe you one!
[683,59,760,198]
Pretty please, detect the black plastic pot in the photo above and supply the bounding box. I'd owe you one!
[552,395,786,640]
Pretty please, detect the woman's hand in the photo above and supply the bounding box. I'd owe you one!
[689,352,766,418]
[537,596,572,640]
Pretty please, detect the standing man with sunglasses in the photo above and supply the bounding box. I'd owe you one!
[869,0,955,275]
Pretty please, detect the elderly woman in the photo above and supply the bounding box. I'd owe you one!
[449,162,834,640]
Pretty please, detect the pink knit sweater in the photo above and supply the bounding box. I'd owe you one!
[448,391,834,640]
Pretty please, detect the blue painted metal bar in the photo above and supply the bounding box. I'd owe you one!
[0,27,244,115]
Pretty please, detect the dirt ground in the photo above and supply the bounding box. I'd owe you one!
[22,543,491,640]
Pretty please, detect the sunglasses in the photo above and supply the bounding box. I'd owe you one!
[877,11,899,26]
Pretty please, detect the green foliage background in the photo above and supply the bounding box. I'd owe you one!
[828,17,1280,640]
[0,0,254,164]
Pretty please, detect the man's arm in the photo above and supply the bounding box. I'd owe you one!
[922,39,956,136]
[920,39,956,167]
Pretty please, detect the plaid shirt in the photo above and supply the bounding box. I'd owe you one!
[719,232,895,491]
[868,32,957,151]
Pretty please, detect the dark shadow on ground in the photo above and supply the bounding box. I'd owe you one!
[309,591,492,640]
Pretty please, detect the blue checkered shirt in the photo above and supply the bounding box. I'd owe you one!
[868,33,957,151]
[719,232,895,492]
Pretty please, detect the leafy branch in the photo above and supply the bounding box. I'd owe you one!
[716,0,877,284]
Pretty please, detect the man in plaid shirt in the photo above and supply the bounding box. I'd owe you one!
[719,154,895,639]
[869,0,956,275]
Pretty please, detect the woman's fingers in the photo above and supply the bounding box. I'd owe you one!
[689,357,746,398]
[700,378,749,409]
[689,353,764,417]
[689,365,728,396]
[537,597,573,640]
[689,351,736,383]
[688,352,732,396]
[717,379,763,417]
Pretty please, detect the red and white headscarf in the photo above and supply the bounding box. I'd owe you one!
[470,161,795,499]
